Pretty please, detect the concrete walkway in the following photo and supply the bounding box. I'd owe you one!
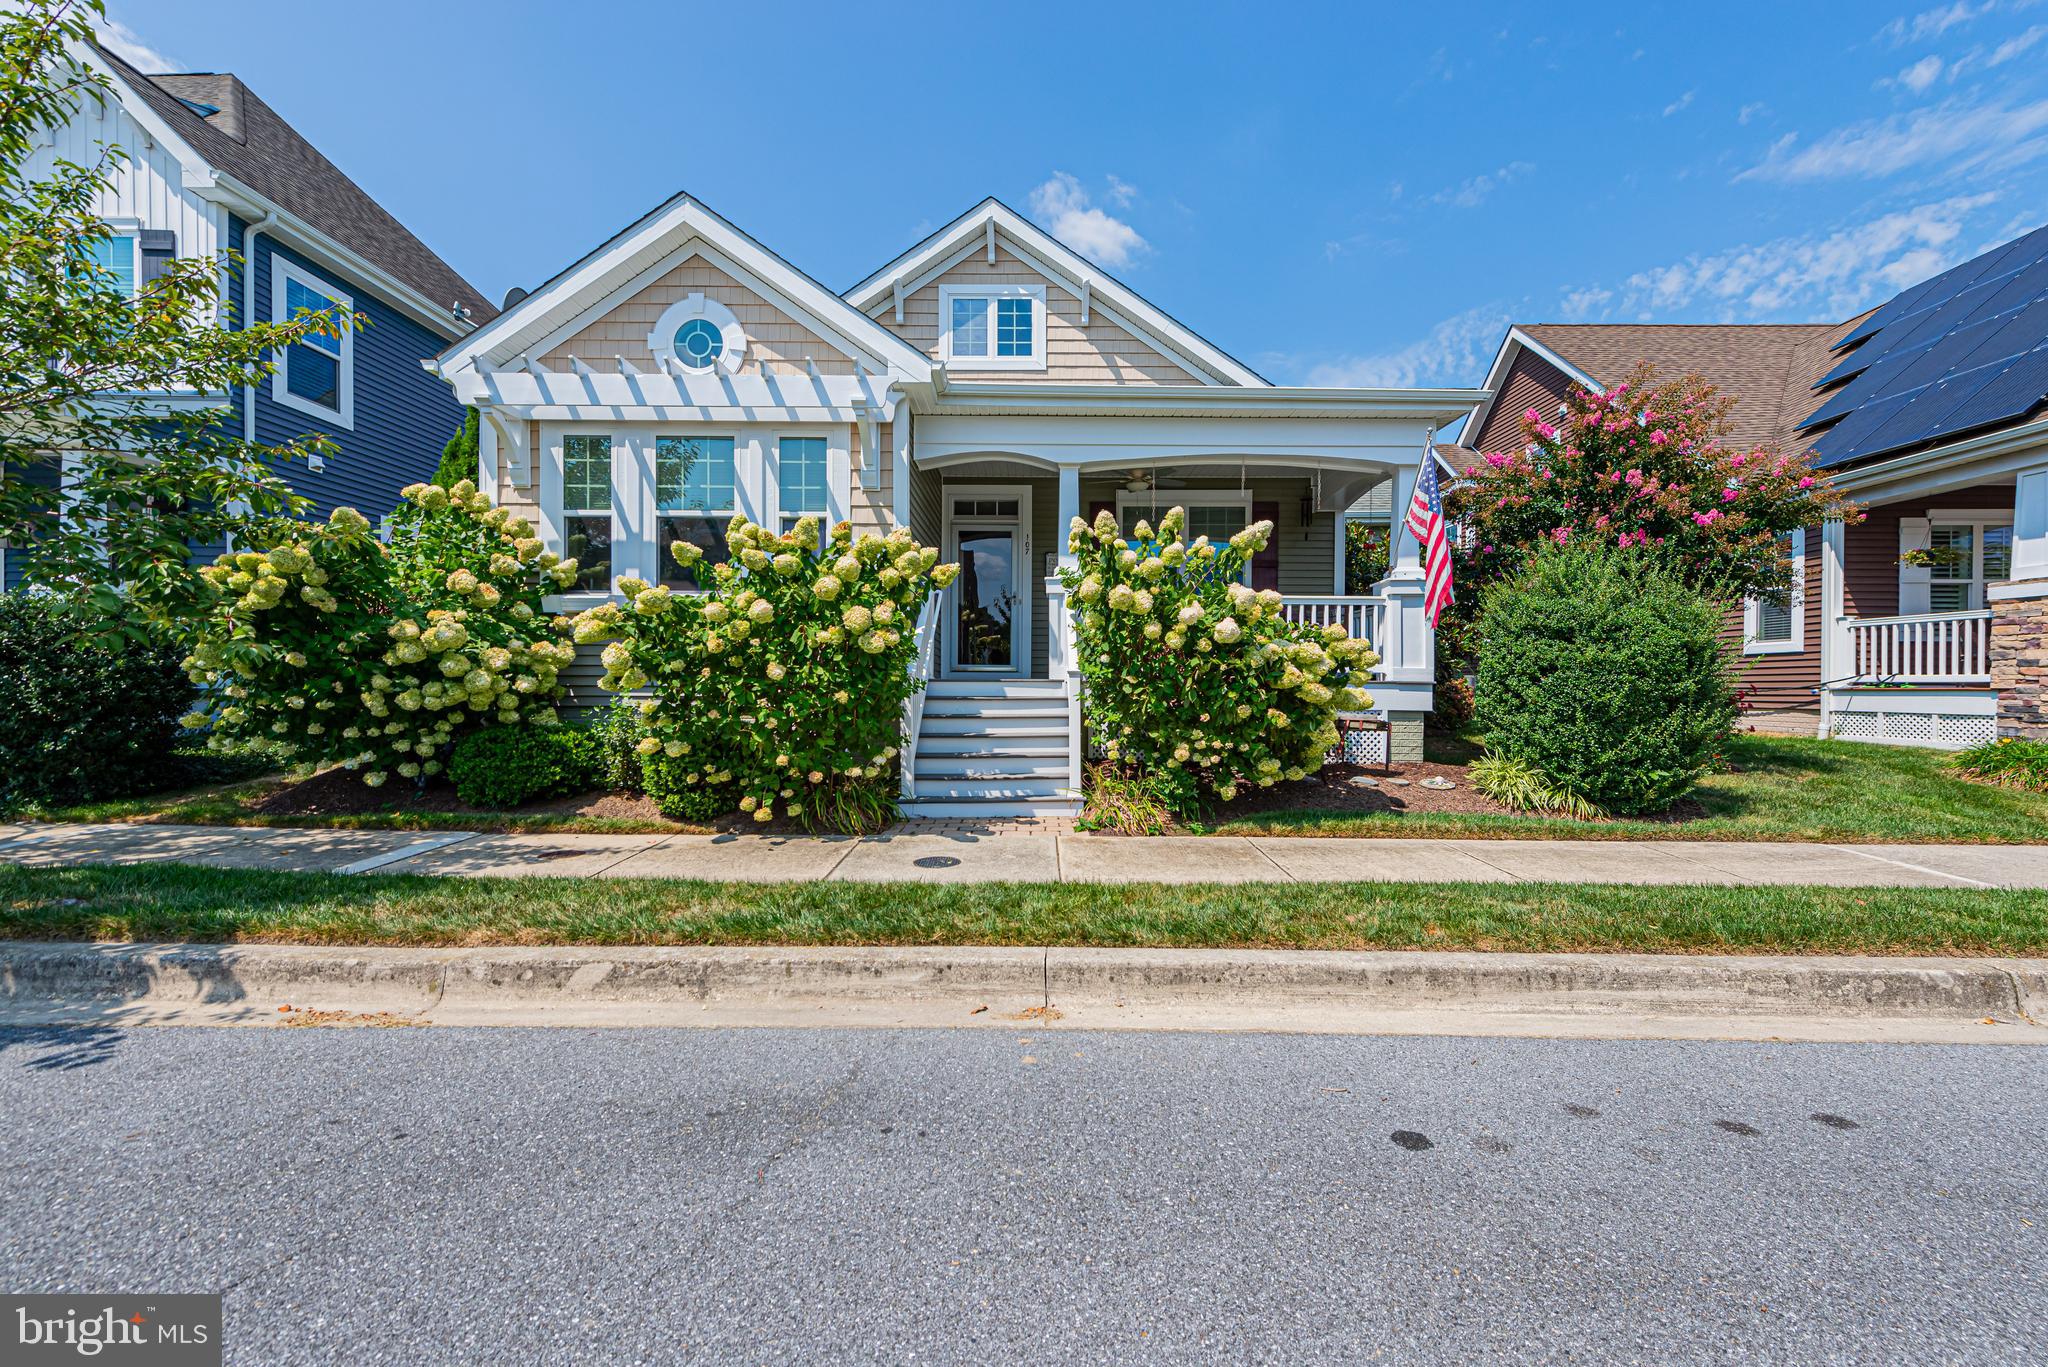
[2,820,2043,887]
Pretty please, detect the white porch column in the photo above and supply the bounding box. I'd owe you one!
[1819,518,1848,737]
[1384,464,1422,576]
[891,411,913,532]
[1055,464,1081,569]
[2014,463,2048,582]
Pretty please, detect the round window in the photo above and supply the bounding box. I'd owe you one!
[673,318,724,369]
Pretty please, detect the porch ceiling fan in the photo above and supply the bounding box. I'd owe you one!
[1120,467,1188,492]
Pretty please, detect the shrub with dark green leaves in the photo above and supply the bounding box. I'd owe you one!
[447,724,602,809]
[1475,543,1734,815]
[0,594,193,809]
[641,751,736,822]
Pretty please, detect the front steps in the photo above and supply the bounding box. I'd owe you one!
[900,678,1082,819]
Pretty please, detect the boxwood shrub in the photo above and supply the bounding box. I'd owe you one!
[447,724,603,809]
[0,594,193,809]
[1475,544,1734,815]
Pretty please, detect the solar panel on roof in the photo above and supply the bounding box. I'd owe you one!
[1803,222,2048,463]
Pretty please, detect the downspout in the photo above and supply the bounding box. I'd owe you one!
[223,211,278,555]
[239,211,278,445]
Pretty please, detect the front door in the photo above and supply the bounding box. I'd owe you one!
[944,489,1030,677]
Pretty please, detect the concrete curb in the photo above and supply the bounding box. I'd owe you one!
[1,942,2042,1036]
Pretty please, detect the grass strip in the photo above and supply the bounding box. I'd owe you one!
[1,864,2043,958]
[1213,734,2048,844]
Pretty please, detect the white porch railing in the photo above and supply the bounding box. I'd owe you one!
[1279,595,1384,648]
[1279,592,1434,685]
[1045,577,1083,800]
[1843,610,1994,685]
[898,588,944,800]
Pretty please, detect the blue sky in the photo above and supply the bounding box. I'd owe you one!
[101,0,2048,389]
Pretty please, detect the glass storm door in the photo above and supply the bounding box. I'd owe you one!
[950,524,1022,674]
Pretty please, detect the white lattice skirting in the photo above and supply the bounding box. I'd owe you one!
[1825,688,2000,750]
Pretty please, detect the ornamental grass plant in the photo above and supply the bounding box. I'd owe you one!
[179,480,579,787]
[571,514,956,830]
[1060,507,1377,815]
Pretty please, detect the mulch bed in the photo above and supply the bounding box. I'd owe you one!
[1201,759,1516,822]
[243,768,670,824]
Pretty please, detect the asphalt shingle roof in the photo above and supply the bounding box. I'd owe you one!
[97,44,494,328]
[1518,321,1857,455]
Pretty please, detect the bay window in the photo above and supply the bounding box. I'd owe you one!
[656,435,735,591]
[562,434,613,592]
[777,436,828,533]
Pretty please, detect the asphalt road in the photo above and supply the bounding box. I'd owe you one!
[2,1025,2043,1364]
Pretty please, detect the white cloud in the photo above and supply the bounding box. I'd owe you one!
[1303,306,1511,388]
[94,15,175,73]
[1561,193,1999,321]
[1739,95,2048,182]
[1027,172,1149,269]
[1877,1,1995,45]
[1987,22,2048,62]
[1895,55,1945,91]
[1426,160,1535,209]
[1738,101,1770,125]
[1662,89,1696,117]
[1105,174,1137,208]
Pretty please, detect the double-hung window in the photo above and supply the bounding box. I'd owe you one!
[939,285,1045,370]
[562,435,614,592]
[777,436,828,533]
[1116,497,1254,584]
[1927,520,2013,611]
[81,232,137,297]
[656,436,735,590]
[272,258,354,427]
[1743,529,1804,653]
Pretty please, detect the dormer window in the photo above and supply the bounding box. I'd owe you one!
[939,284,1046,371]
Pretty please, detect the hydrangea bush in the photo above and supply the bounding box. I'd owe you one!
[1060,508,1376,814]
[570,514,957,829]
[179,480,579,786]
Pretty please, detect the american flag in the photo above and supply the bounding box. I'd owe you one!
[1403,450,1454,627]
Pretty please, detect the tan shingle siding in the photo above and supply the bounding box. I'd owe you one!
[873,241,1198,384]
[544,259,857,374]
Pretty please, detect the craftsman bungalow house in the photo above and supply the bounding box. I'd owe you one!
[432,194,1480,816]
[1465,224,2048,748]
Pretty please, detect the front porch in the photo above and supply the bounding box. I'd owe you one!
[1816,441,2048,747]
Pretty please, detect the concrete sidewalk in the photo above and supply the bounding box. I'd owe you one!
[1,820,2043,887]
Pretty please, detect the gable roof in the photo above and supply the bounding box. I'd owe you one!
[437,190,934,380]
[93,43,493,329]
[844,198,1271,388]
[1468,321,1854,456]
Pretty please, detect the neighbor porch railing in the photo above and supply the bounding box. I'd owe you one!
[1843,609,1994,685]
[899,587,945,800]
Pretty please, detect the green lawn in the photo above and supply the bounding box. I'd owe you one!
[28,776,704,836]
[26,732,2048,845]
[2,863,2044,957]
[1212,732,2048,843]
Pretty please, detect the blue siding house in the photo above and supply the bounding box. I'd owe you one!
[5,43,496,587]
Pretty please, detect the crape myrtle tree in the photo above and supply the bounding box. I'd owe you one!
[1448,365,1860,603]
[0,0,352,641]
